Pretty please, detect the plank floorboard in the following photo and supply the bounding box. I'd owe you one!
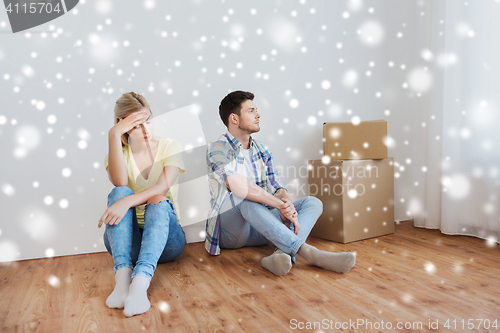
[1,222,499,332]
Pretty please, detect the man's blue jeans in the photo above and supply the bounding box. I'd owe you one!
[103,186,186,280]
[219,194,323,263]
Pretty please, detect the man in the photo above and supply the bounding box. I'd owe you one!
[205,90,356,276]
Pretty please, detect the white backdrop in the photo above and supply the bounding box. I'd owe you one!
[4,0,495,262]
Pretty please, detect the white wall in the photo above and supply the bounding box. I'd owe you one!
[0,0,426,261]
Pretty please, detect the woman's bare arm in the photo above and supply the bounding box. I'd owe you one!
[122,166,180,208]
[106,130,128,186]
[98,165,180,228]
[106,111,149,186]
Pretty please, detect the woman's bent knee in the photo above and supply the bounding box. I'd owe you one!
[108,186,134,206]
[109,186,133,199]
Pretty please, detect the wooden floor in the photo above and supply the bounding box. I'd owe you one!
[1,221,499,333]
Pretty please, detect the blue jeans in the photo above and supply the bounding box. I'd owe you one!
[219,194,323,263]
[103,186,186,280]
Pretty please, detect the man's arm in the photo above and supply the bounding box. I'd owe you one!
[226,174,284,209]
[274,188,290,201]
[208,140,290,211]
[226,173,298,231]
[261,147,293,218]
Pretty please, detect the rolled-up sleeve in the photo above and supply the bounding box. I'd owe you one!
[207,141,237,185]
[264,151,287,194]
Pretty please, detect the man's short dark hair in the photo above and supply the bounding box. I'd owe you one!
[219,91,254,127]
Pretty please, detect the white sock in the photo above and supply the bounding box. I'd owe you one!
[106,267,132,309]
[123,275,151,317]
[261,249,293,276]
[298,243,356,273]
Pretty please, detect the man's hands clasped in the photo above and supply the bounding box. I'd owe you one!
[278,198,299,235]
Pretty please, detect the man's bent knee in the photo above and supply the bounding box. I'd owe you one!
[240,198,264,209]
[307,196,323,211]
[146,195,168,205]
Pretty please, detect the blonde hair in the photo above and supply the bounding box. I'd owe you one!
[113,92,154,146]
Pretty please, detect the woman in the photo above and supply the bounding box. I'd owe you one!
[98,92,186,317]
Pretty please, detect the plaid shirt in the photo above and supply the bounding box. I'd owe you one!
[205,131,287,255]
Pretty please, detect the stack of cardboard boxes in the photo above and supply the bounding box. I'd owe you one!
[308,120,395,243]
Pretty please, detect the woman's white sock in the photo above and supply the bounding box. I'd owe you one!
[123,275,151,317]
[106,267,132,309]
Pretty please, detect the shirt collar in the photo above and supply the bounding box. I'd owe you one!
[224,131,254,151]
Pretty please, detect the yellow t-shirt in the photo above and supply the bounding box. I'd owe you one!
[104,137,185,227]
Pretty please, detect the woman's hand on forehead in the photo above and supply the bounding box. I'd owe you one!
[140,109,152,120]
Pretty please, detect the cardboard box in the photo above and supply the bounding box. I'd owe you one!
[323,120,388,160]
[308,158,394,243]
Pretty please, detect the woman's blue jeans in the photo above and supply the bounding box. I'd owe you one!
[219,194,323,264]
[103,186,186,281]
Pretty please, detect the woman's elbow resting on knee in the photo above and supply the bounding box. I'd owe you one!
[110,185,133,195]
[146,195,168,205]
